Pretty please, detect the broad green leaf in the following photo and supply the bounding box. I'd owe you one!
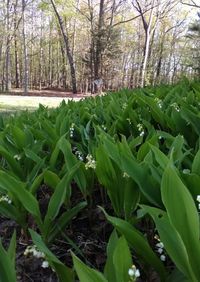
[113,236,132,282]
[11,126,27,149]
[44,170,60,191]
[41,119,58,145]
[44,163,80,236]
[0,239,17,282]
[104,230,118,282]
[30,229,73,282]
[150,145,169,170]
[142,205,196,281]
[167,269,190,282]
[162,165,200,280]
[100,207,166,281]
[0,201,25,226]
[58,137,87,196]
[72,253,108,282]
[24,148,43,163]
[7,231,16,267]
[0,145,23,179]
[124,178,140,220]
[192,149,200,174]
[30,173,44,194]
[181,108,200,136]
[0,171,42,228]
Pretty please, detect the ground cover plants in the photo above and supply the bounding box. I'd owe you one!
[0,79,200,281]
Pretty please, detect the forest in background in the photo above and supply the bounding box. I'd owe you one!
[0,0,200,94]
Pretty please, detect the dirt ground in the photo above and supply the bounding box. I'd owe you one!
[0,89,95,111]
[3,88,96,98]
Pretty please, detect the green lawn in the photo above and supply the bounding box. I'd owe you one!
[0,95,81,112]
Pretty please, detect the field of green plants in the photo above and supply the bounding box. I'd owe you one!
[1,79,200,282]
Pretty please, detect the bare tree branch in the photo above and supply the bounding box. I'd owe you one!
[180,0,200,8]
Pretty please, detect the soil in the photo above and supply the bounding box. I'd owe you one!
[0,184,112,282]
[1,88,98,98]
[0,182,164,282]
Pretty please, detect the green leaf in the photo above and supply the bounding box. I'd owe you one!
[142,205,196,281]
[30,229,73,282]
[42,119,58,145]
[44,163,80,237]
[181,108,200,136]
[162,165,200,280]
[72,253,108,282]
[11,126,27,149]
[100,207,166,281]
[124,178,140,220]
[192,149,200,174]
[104,230,118,282]
[0,201,25,226]
[44,170,60,191]
[0,145,23,179]
[0,171,42,228]
[113,236,132,282]
[0,239,16,282]
[150,145,169,170]
[24,148,43,163]
[30,173,44,194]
[58,137,87,196]
[7,231,16,268]
[167,269,190,282]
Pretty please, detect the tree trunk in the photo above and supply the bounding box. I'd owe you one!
[39,14,43,91]
[48,18,53,88]
[14,0,20,88]
[5,0,11,91]
[50,0,77,93]
[94,0,105,83]
[22,0,28,94]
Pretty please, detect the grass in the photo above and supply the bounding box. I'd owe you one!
[0,95,81,112]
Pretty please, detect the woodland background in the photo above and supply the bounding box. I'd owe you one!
[0,0,199,94]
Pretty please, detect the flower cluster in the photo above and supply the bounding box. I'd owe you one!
[171,102,180,112]
[137,123,144,136]
[24,245,45,258]
[75,150,84,161]
[196,195,200,210]
[154,97,162,108]
[69,123,75,138]
[0,195,12,204]
[101,124,107,131]
[155,239,166,261]
[123,172,130,178]
[127,118,132,125]
[85,154,96,170]
[24,245,49,268]
[14,154,21,161]
[122,102,128,110]
[182,169,190,174]
[128,264,140,281]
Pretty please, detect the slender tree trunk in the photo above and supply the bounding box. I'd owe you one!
[14,0,20,88]
[94,0,105,82]
[129,53,135,88]
[57,27,67,90]
[5,0,11,91]
[39,13,43,91]
[48,18,53,88]
[22,0,28,94]
[140,6,154,87]
[0,41,3,91]
[155,40,164,84]
[50,0,77,93]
